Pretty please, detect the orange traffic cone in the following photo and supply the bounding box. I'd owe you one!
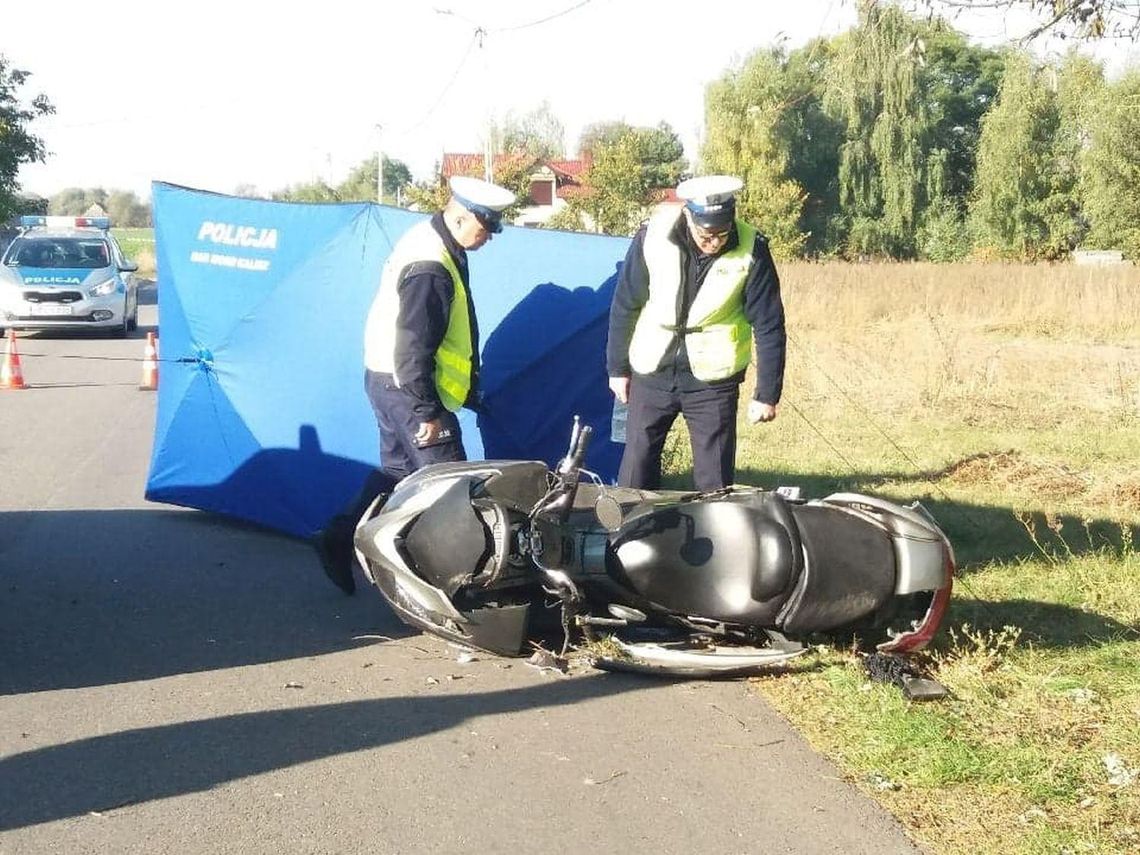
[139,331,158,391]
[1,329,28,390]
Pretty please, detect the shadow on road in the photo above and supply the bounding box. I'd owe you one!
[0,673,647,830]
[0,507,406,695]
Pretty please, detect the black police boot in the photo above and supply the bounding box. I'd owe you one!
[313,523,356,595]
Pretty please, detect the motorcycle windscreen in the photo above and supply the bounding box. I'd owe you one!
[403,477,492,596]
[611,499,800,624]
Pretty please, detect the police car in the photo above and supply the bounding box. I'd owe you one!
[0,216,140,337]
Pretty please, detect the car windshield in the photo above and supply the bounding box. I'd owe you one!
[5,237,110,269]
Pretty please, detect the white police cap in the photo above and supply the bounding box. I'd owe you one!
[449,176,517,233]
[676,175,743,229]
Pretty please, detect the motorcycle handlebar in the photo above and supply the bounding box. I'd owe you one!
[572,424,592,470]
[566,417,581,460]
[540,418,593,521]
[557,416,590,477]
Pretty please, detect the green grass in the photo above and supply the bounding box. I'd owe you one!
[113,227,155,277]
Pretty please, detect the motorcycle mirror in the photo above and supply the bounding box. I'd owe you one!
[594,494,624,531]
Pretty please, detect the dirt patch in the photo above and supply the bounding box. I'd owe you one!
[940,450,1089,500]
[1089,475,1140,514]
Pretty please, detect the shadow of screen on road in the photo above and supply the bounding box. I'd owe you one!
[0,507,411,695]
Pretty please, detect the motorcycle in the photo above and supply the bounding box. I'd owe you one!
[352,418,955,676]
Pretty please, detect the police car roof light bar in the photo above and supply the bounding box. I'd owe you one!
[19,215,112,230]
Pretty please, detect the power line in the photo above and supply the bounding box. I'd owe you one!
[492,0,596,32]
[390,30,482,138]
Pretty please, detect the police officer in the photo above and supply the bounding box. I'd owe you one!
[606,175,786,491]
[315,175,516,593]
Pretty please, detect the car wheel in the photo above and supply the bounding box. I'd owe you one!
[111,301,129,338]
[127,298,138,332]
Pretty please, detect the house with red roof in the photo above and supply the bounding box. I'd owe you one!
[440,153,591,228]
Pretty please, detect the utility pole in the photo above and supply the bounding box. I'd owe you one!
[375,123,384,205]
[476,27,493,184]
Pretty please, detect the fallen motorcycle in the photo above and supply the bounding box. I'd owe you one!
[353,418,955,676]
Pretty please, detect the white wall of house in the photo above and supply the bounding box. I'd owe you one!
[512,166,562,227]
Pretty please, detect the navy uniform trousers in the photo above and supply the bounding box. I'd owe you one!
[324,370,465,544]
[617,375,740,492]
[368,370,466,480]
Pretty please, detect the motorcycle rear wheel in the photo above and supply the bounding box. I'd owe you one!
[592,633,806,678]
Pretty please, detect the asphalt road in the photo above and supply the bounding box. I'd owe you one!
[0,288,921,854]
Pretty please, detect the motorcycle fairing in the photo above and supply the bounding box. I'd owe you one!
[355,467,541,656]
[778,504,896,633]
[611,492,802,624]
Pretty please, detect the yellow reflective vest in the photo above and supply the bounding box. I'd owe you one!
[628,205,757,382]
[363,219,474,413]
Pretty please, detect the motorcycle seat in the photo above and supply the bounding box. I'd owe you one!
[612,492,803,624]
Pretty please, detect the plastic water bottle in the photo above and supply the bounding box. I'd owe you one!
[611,400,628,444]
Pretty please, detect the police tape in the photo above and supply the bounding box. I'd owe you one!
[13,351,174,363]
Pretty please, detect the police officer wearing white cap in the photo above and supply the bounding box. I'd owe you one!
[606,175,786,491]
[314,175,516,593]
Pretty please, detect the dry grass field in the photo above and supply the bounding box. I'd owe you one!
[676,262,1139,855]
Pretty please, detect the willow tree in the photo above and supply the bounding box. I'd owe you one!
[825,2,943,257]
[701,47,811,258]
[1045,51,1108,252]
[1080,71,1140,258]
[968,51,1063,258]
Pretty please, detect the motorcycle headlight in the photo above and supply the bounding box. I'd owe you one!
[88,278,118,297]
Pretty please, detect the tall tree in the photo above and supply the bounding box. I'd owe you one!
[920,26,1005,209]
[270,181,340,203]
[780,39,846,256]
[1045,51,1107,251]
[826,2,938,257]
[913,1,1140,40]
[0,55,54,222]
[575,131,646,235]
[702,47,813,258]
[490,101,565,160]
[577,121,631,157]
[559,123,687,236]
[338,154,412,203]
[1080,70,1140,257]
[968,51,1063,258]
[106,190,152,227]
[579,120,686,187]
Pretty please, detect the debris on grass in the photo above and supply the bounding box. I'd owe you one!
[1065,687,1098,705]
[1104,752,1138,788]
[867,772,901,792]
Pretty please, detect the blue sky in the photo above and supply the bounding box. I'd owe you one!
[6,0,1138,200]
